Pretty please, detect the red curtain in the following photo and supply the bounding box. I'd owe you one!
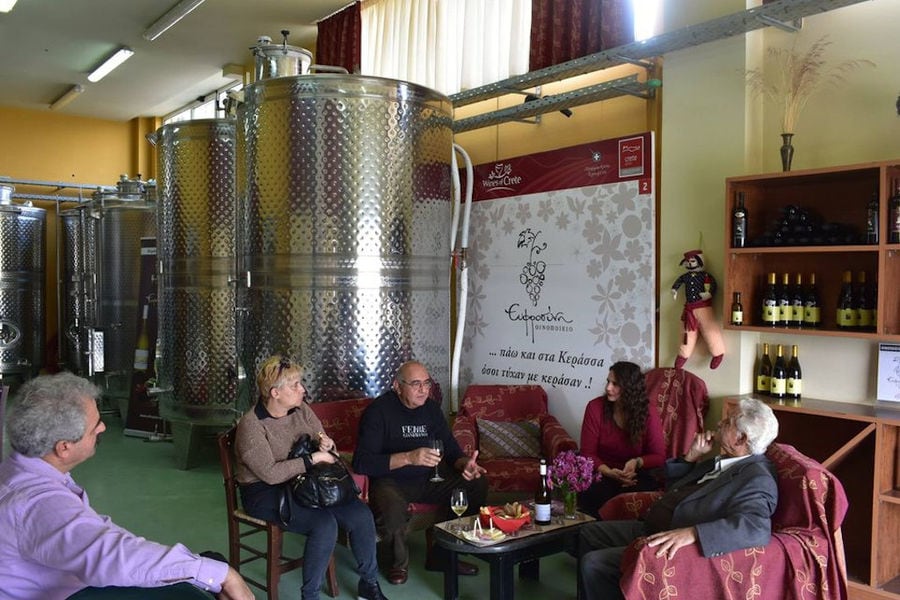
[530,0,634,72]
[315,2,361,74]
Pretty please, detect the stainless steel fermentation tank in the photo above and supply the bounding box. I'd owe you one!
[0,184,45,378]
[154,119,240,427]
[58,177,156,405]
[239,74,454,401]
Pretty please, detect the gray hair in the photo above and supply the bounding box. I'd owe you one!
[735,397,779,455]
[7,372,101,458]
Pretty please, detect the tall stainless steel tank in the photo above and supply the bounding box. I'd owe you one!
[0,184,45,377]
[58,177,156,400]
[155,118,239,425]
[240,75,453,401]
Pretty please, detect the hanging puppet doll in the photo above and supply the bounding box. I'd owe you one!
[671,249,725,369]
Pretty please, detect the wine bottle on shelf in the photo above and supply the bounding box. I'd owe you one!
[803,272,821,328]
[133,304,150,371]
[890,179,900,244]
[762,272,779,327]
[856,271,874,331]
[778,273,791,328]
[871,274,878,330]
[755,343,772,397]
[866,190,879,244]
[786,344,802,401]
[836,270,858,330]
[770,344,787,400]
[732,191,747,248]
[731,291,744,326]
[534,458,552,526]
[790,273,804,328]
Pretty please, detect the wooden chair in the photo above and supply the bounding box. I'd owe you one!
[216,428,338,600]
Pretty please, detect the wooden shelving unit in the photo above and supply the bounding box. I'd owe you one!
[723,160,900,341]
[726,395,900,599]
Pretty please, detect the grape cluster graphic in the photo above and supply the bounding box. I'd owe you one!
[518,228,547,306]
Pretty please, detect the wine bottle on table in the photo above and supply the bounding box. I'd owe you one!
[770,344,787,400]
[790,273,804,328]
[836,270,858,330]
[762,272,779,327]
[778,273,791,328]
[786,345,802,401]
[731,291,743,326]
[534,458,552,526]
[804,273,821,328]
[732,191,747,248]
[755,343,772,397]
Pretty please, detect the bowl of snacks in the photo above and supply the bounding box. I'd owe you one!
[484,502,531,534]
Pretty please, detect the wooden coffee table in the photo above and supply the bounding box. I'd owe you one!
[433,512,593,600]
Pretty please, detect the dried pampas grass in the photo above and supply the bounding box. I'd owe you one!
[746,35,875,133]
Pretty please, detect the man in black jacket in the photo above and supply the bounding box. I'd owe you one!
[579,397,779,600]
[353,361,488,585]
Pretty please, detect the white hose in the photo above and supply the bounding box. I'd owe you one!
[450,143,474,413]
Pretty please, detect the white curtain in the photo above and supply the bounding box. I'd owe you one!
[361,0,531,95]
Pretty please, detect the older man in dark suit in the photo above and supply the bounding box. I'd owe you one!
[578,397,779,600]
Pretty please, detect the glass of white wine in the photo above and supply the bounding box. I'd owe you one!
[429,438,444,482]
[450,488,468,532]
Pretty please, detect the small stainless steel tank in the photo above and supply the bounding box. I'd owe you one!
[155,118,240,425]
[239,74,453,401]
[0,184,45,377]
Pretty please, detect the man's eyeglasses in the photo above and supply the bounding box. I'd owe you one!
[401,379,433,390]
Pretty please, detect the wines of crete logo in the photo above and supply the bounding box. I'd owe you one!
[481,162,522,193]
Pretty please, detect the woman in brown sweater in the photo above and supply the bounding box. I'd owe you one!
[235,356,386,600]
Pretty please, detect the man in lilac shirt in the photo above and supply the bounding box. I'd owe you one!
[0,372,253,600]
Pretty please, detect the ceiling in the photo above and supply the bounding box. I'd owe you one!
[0,0,351,121]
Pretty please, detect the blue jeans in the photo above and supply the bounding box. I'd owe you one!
[242,485,378,600]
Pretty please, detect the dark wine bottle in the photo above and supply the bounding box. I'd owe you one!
[778,272,791,327]
[790,273,804,328]
[731,291,743,326]
[755,343,772,397]
[762,272,779,327]
[770,344,787,400]
[534,458,552,525]
[866,190,879,244]
[856,271,874,331]
[803,272,821,328]
[836,270,858,330]
[732,191,747,248]
[890,179,900,244]
[786,345,802,401]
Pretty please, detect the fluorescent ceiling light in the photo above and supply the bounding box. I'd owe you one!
[0,0,18,13]
[88,47,134,83]
[50,85,84,111]
[143,0,207,41]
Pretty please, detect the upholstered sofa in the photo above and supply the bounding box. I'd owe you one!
[598,443,848,600]
[451,384,578,495]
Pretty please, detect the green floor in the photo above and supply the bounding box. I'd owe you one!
[68,416,579,600]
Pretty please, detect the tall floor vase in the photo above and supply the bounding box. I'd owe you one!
[780,133,795,172]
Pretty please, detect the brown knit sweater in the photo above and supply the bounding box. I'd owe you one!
[234,401,326,486]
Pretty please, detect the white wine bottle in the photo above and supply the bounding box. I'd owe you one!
[786,345,802,401]
[755,343,772,397]
[534,458,552,525]
[770,344,787,400]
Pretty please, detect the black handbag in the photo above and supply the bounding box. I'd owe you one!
[278,434,360,524]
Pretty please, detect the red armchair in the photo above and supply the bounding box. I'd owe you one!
[600,443,848,600]
[452,384,577,494]
[645,367,709,457]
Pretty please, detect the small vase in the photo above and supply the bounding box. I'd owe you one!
[563,490,578,520]
[780,133,794,172]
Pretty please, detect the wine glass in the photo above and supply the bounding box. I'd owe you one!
[450,487,468,532]
[429,438,444,482]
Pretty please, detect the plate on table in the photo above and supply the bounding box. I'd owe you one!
[461,529,507,545]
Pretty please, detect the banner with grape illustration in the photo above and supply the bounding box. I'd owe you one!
[458,133,655,436]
